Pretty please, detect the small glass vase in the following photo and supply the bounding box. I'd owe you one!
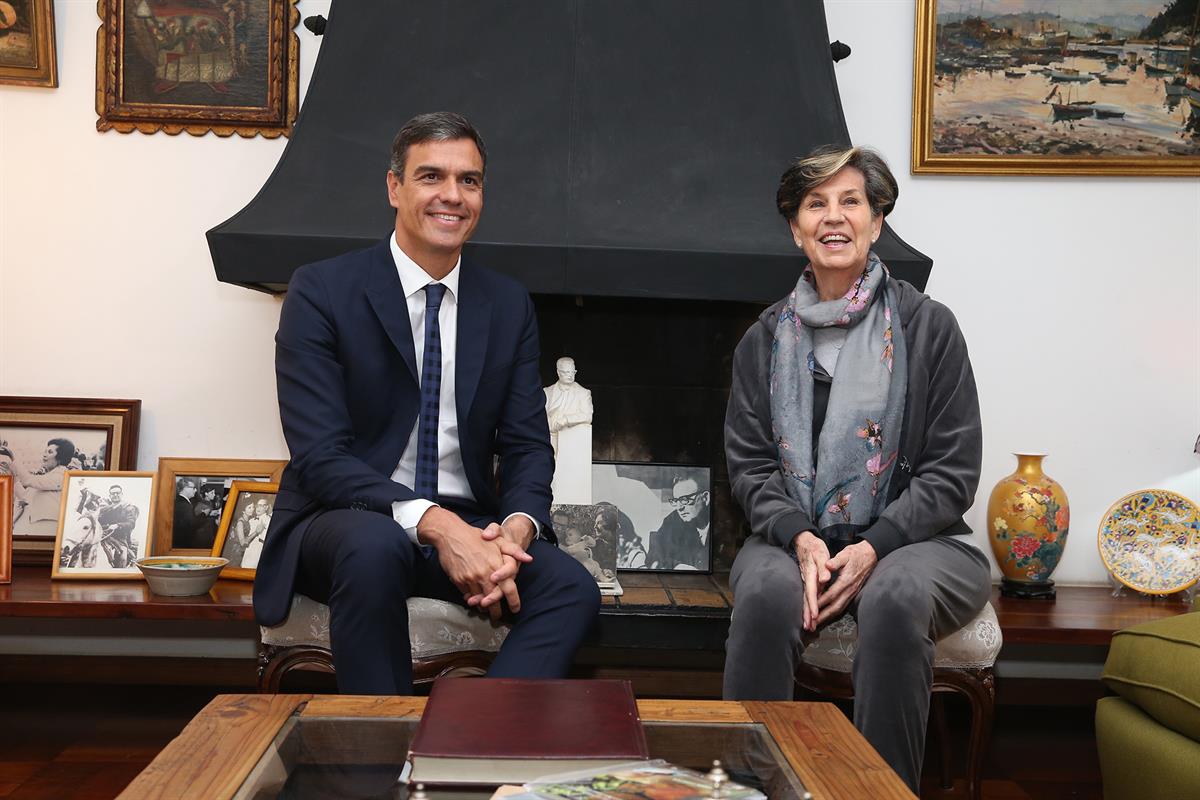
[986,452,1069,599]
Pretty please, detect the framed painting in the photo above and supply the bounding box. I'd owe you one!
[51,471,156,580]
[0,396,141,565]
[152,457,285,556]
[0,0,57,87]
[912,0,1200,175]
[592,462,714,574]
[211,480,277,580]
[0,476,11,584]
[96,0,300,137]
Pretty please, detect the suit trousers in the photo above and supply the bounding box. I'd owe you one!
[722,533,991,791]
[295,505,601,695]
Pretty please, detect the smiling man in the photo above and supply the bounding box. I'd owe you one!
[253,112,600,695]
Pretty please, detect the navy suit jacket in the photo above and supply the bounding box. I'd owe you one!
[253,239,555,627]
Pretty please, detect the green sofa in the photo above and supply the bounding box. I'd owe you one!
[1097,610,1200,799]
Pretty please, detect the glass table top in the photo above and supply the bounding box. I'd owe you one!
[234,714,810,799]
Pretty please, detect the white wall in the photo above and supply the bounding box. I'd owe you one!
[2,0,1196,585]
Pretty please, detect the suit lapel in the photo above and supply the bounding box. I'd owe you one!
[365,240,419,385]
[455,262,491,426]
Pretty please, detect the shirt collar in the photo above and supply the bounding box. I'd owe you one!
[390,234,460,302]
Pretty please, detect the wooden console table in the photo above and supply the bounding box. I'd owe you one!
[1,567,1191,694]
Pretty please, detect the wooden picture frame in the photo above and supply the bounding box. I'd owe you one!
[0,0,58,88]
[51,471,156,580]
[0,396,141,565]
[95,0,300,138]
[153,458,284,556]
[912,0,1200,176]
[0,476,12,584]
[592,461,714,574]
[212,480,278,580]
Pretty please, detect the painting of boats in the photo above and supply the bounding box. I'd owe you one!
[913,0,1200,175]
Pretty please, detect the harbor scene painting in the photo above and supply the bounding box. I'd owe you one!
[913,0,1200,174]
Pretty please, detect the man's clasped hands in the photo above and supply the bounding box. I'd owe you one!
[416,507,536,620]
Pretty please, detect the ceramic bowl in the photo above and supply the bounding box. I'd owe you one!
[135,556,229,597]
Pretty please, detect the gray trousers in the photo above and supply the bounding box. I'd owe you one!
[723,533,991,791]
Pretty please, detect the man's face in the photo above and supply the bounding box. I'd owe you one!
[670,479,709,523]
[255,499,270,516]
[386,138,484,267]
[109,487,122,504]
[556,362,577,385]
[180,481,196,499]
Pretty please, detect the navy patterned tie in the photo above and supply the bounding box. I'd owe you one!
[415,283,447,500]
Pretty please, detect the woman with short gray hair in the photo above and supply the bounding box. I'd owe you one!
[722,144,990,790]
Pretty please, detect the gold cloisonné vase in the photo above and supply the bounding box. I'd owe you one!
[987,453,1069,599]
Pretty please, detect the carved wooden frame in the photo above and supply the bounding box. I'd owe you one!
[0,0,58,87]
[95,0,299,138]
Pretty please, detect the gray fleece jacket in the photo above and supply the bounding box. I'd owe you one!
[724,277,982,560]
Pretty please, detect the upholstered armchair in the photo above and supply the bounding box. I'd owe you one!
[258,594,510,692]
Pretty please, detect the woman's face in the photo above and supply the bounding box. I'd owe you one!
[42,444,59,470]
[788,166,881,285]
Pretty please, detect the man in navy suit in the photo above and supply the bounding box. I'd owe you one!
[253,112,601,694]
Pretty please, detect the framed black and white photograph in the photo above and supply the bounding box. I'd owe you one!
[592,462,713,573]
[152,458,285,556]
[51,471,156,580]
[0,396,141,565]
[212,481,278,580]
[551,503,619,593]
[0,475,12,585]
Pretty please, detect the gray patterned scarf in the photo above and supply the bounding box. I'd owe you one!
[770,253,908,548]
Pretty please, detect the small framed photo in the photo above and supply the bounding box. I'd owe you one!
[551,503,618,591]
[153,458,285,556]
[52,471,156,580]
[592,462,713,574]
[212,481,278,580]
[0,476,12,584]
[0,0,58,88]
[0,396,140,564]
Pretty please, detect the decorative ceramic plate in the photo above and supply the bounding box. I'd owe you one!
[1097,490,1200,595]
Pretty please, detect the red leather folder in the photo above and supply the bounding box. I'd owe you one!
[407,678,649,785]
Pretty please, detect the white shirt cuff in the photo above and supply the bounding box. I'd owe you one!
[503,512,542,539]
[393,499,437,543]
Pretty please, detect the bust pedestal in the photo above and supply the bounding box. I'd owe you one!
[551,424,592,505]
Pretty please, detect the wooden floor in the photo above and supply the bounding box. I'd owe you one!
[0,682,1103,799]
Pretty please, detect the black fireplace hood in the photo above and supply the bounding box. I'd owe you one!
[208,0,932,300]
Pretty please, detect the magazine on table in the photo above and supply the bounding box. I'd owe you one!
[487,759,767,799]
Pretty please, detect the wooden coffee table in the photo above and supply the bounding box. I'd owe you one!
[116,694,914,799]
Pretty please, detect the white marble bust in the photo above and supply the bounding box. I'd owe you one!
[544,357,593,436]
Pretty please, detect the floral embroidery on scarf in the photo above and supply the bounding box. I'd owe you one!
[816,476,859,519]
[882,306,894,372]
[866,450,898,497]
[857,419,883,450]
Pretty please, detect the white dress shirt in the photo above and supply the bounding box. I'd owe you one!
[388,236,540,541]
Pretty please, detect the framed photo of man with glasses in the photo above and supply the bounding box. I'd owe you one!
[592,462,713,574]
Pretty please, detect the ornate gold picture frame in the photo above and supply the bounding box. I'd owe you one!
[912,0,1200,176]
[96,0,299,137]
[0,0,57,87]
